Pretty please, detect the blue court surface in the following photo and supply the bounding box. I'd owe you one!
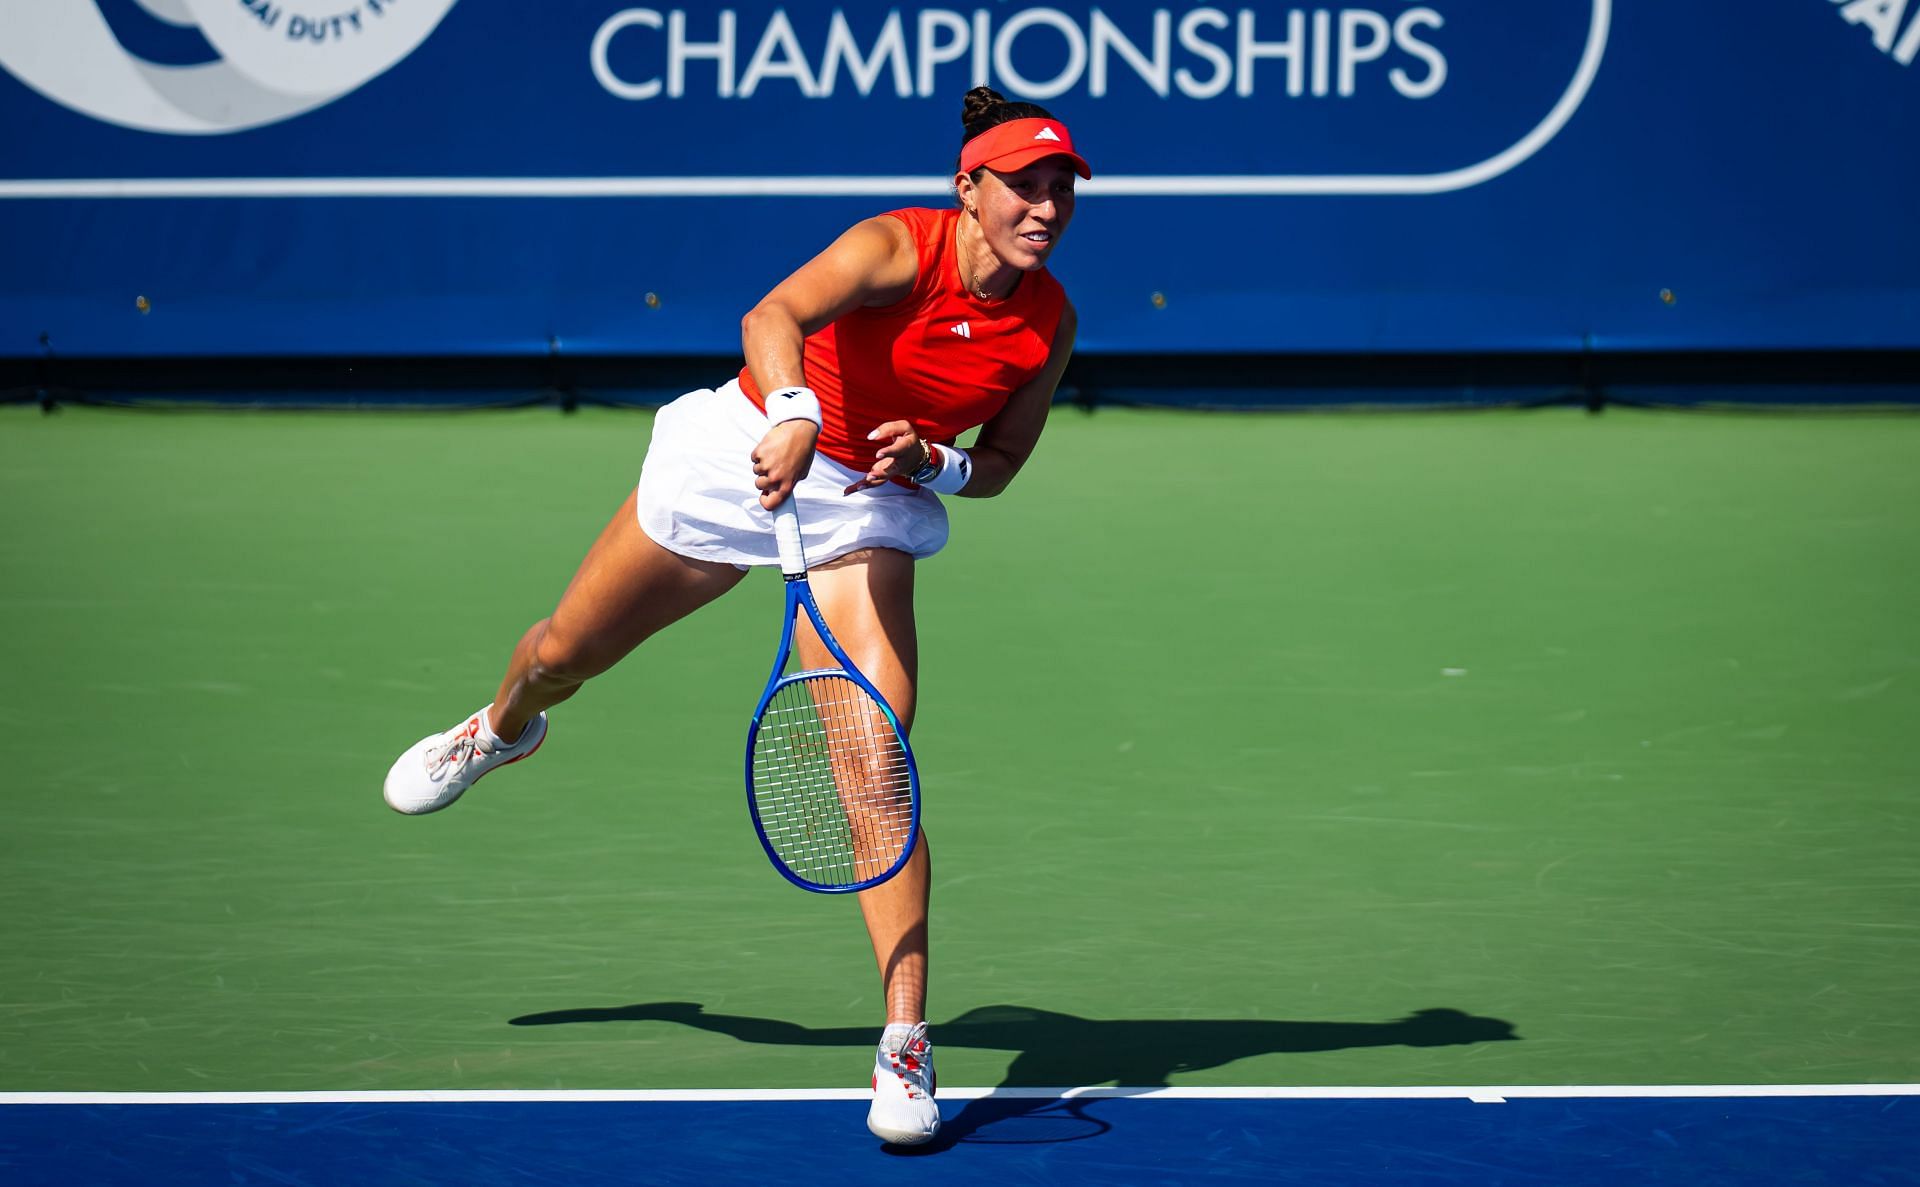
[3,1087,1915,1186]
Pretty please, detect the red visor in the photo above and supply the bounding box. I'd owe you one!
[959,118,1092,180]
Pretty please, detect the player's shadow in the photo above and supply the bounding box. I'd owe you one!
[508,1002,1518,1150]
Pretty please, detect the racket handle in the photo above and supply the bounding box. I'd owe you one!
[772,496,807,577]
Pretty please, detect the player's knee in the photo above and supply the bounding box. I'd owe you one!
[528,625,609,687]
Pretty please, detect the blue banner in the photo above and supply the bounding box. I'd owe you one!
[2,1,1915,358]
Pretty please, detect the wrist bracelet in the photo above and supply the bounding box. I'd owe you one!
[909,445,941,485]
[918,443,973,495]
[763,386,822,429]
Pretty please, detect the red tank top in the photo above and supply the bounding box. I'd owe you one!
[739,207,1068,471]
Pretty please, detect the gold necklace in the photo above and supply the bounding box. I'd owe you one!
[965,256,1006,302]
[958,222,1005,301]
[962,257,990,300]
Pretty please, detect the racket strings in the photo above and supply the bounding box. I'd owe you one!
[751,673,914,886]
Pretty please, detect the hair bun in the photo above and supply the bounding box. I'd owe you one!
[961,86,1007,130]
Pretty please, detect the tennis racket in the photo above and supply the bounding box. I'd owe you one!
[744,497,921,893]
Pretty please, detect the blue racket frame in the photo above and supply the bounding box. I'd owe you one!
[744,501,921,894]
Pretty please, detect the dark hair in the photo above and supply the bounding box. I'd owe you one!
[954,85,1056,178]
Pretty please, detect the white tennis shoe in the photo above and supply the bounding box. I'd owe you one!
[867,1022,940,1145]
[383,705,547,815]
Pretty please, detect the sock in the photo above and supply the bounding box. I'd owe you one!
[477,705,515,748]
[881,1022,927,1050]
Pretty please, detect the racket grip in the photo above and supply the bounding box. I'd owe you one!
[772,497,807,577]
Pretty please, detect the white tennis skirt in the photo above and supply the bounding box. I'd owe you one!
[636,379,951,569]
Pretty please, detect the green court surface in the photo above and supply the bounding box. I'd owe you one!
[2,403,1916,1094]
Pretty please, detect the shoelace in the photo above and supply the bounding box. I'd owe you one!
[880,1026,934,1100]
[425,718,491,780]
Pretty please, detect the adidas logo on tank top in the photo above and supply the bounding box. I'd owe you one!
[950,321,972,339]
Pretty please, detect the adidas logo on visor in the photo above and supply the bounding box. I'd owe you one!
[1034,126,1062,142]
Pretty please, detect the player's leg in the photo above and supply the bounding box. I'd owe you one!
[489,488,746,741]
[797,546,939,1145]
[385,489,746,814]
[798,546,926,1020]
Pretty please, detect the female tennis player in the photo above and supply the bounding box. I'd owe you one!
[382,86,1085,1146]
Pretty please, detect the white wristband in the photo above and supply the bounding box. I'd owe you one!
[921,444,973,495]
[763,386,822,429]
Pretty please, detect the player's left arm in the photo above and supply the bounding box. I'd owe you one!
[955,301,1076,499]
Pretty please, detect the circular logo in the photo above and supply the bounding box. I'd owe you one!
[0,0,458,135]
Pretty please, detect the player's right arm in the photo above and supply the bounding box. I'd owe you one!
[742,216,919,386]
[743,217,920,509]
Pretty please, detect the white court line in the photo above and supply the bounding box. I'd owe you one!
[2,1084,1916,1106]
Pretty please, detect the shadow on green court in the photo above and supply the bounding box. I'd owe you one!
[507,1001,1517,1087]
